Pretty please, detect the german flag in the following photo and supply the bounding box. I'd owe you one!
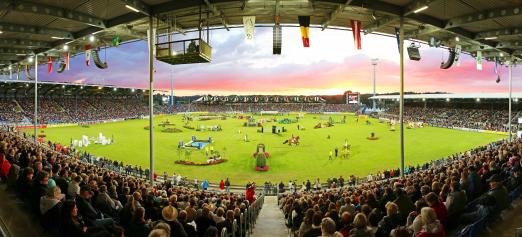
[298,16,310,47]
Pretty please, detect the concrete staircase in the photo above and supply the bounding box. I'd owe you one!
[251,196,288,237]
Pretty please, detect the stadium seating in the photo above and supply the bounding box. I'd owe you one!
[0,130,264,237]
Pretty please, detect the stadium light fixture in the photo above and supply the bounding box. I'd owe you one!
[455,36,459,42]
[89,35,95,42]
[25,83,29,87]
[476,98,480,102]
[113,88,117,91]
[446,98,450,102]
[8,65,12,70]
[131,88,135,92]
[80,86,84,89]
[98,86,102,89]
[422,98,426,101]
[62,85,65,88]
[51,36,65,39]
[28,57,34,63]
[413,5,428,13]
[500,53,504,57]
[514,98,519,102]
[484,36,498,40]
[0,31,3,34]
[63,45,69,51]
[125,5,140,13]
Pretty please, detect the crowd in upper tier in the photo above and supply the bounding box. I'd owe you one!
[0,130,260,237]
[0,96,519,133]
[0,97,359,125]
[382,107,518,132]
[279,138,522,237]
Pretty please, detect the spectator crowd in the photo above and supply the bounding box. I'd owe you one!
[0,129,260,237]
[382,107,518,132]
[278,138,522,237]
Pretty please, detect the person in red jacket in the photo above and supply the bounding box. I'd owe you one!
[425,192,448,227]
[246,182,256,204]
[219,180,225,191]
[0,154,11,181]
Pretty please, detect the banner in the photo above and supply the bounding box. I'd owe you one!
[395,27,401,53]
[111,36,121,47]
[298,16,310,47]
[350,20,362,50]
[273,23,282,55]
[476,50,482,70]
[243,16,255,40]
[47,56,52,73]
[85,44,92,66]
[65,52,70,70]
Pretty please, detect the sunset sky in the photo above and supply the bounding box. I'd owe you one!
[23,27,522,96]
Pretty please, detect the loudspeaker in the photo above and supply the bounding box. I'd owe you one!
[407,44,421,61]
[440,49,456,69]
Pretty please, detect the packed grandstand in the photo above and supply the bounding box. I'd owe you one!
[0,86,521,237]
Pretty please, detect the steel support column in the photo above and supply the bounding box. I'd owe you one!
[148,16,154,185]
[509,61,513,142]
[399,17,405,177]
[33,55,38,142]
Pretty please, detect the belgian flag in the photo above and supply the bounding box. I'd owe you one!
[298,16,310,47]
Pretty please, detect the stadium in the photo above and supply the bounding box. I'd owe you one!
[0,1,521,237]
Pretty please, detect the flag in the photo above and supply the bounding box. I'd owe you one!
[395,27,401,53]
[111,36,121,47]
[65,52,70,70]
[273,23,282,55]
[16,65,20,80]
[298,16,310,47]
[350,20,362,50]
[85,44,92,66]
[47,56,52,73]
[493,57,498,75]
[243,16,255,40]
[476,51,482,70]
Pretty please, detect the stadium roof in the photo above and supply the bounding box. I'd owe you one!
[0,0,521,73]
[369,93,522,100]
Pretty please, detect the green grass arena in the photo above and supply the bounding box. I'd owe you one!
[35,113,505,184]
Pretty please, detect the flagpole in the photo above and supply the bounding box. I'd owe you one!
[399,17,405,178]
[148,15,155,185]
[508,60,513,142]
[34,54,38,143]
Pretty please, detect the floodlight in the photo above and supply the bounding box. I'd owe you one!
[63,45,69,51]
[484,37,498,40]
[413,6,428,13]
[89,35,95,42]
[125,5,140,13]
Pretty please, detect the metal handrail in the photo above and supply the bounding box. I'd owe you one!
[221,227,227,237]
[232,219,237,237]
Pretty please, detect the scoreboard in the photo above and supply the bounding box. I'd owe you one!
[345,91,360,104]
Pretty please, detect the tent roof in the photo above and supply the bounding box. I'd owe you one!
[0,0,521,72]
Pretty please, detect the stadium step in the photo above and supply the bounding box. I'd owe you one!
[251,196,288,237]
[0,185,50,237]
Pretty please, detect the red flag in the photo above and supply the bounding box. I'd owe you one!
[350,20,362,50]
[47,56,52,73]
[85,44,92,66]
[298,16,310,47]
[65,52,70,70]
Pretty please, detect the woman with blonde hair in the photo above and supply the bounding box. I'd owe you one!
[416,207,445,237]
[375,202,401,237]
[349,213,374,237]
